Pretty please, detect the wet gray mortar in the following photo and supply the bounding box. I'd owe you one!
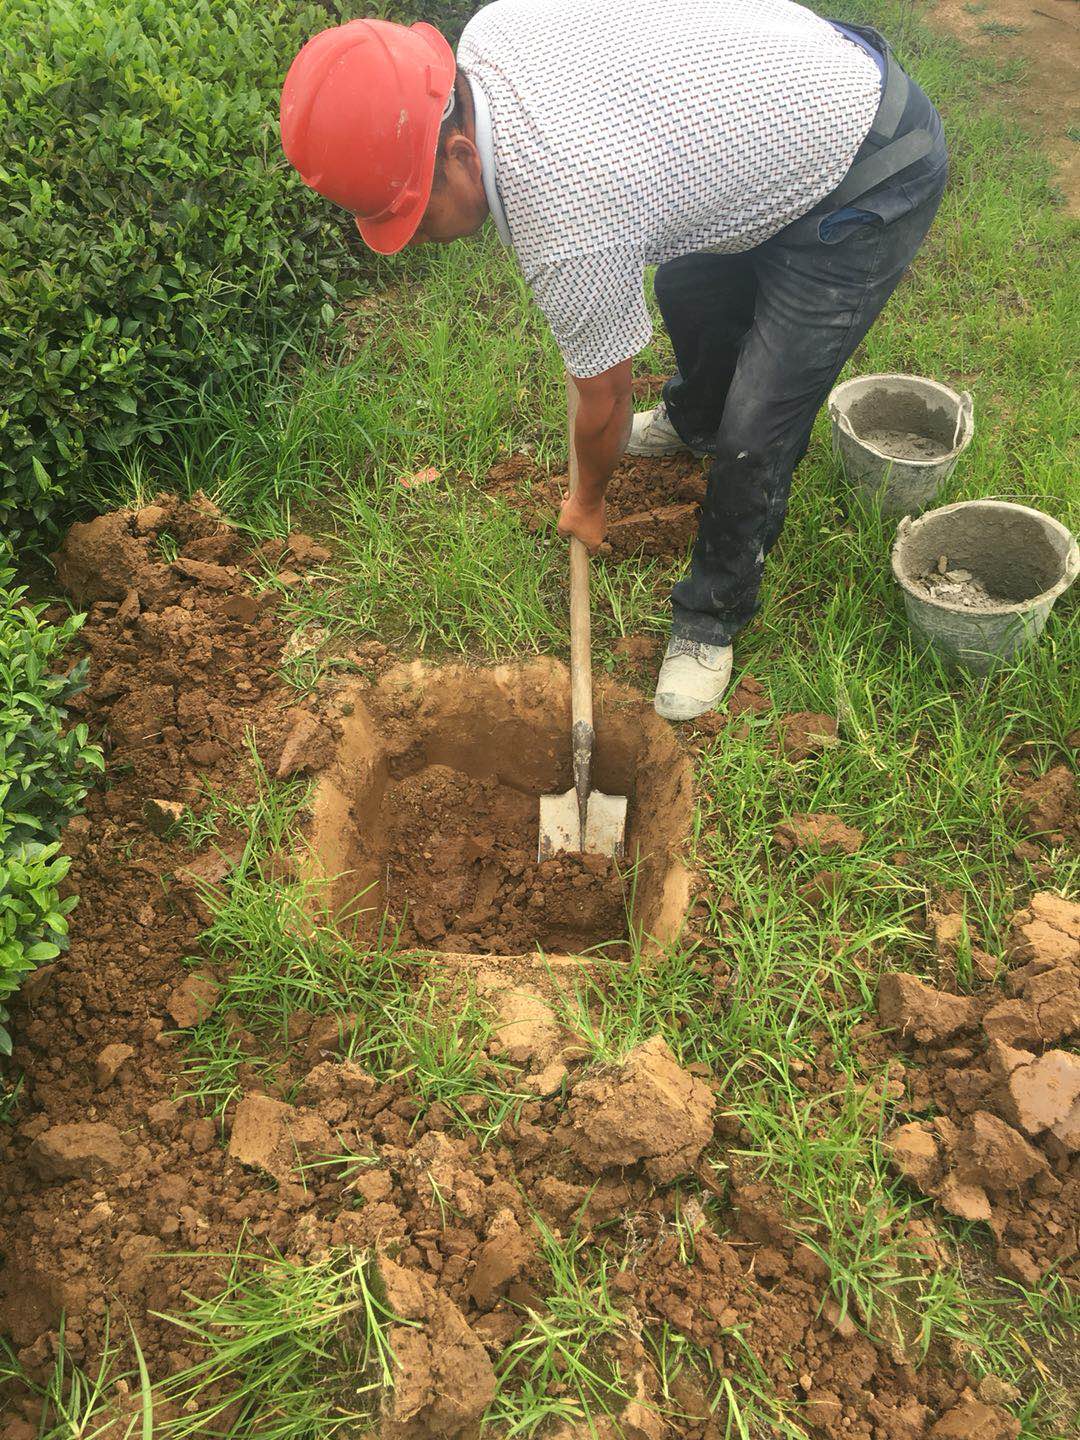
[847,388,957,461]
[896,504,1068,614]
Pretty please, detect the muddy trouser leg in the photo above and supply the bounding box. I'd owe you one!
[653,252,758,454]
[669,171,947,647]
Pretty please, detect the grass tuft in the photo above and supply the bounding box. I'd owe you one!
[160,1247,406,1439]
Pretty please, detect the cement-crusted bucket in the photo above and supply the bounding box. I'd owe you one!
[830,373,974,517]
[891,500,1079,675]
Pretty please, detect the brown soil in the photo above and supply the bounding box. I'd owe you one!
[922,0,1079,214]
[778,711,841,760]
[877,892,1079,1286]
[485,450,707,561]
[1011,763,1079,847]
[566,1034,714,1183]
[381,763,627,953]
[305,658,695,957]
[774,812,866,856]
[0,497,1040,1438]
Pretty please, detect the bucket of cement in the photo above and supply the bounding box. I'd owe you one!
[891,500,1078,674]
[829,373,974,517]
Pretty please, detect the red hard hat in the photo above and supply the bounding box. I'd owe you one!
[280,18,456,255]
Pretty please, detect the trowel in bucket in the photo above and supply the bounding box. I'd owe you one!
[538,377,628,861]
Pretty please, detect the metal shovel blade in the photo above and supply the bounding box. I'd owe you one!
[538,788,628,861]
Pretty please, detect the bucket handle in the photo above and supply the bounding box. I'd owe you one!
[830,387,975,457]
[951,391,974,451]
[830,399,862,451]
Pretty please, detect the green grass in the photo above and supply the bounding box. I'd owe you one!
[159,1248,405,1439]
[64,0,1080,1435]
[174,749,529,1136]
[978,21,1024,38]
[0,1320,154,1440]
[184,870,529,1134]
[485,1213,635,1437]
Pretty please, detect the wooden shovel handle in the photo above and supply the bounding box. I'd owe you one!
[566,375,593,736]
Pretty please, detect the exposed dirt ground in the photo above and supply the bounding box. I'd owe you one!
[382,764,627,954]
[875,890,1080,1282]
[0,496,1071,1438]
[923,0,1079,213]
[486,449,708,562]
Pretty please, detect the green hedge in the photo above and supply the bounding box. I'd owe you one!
[0,564,103,1052]
[0,0,354,541]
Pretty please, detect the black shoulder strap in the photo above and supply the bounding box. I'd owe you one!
[829,129,935,206]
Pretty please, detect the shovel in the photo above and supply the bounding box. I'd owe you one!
[538,376,629,861]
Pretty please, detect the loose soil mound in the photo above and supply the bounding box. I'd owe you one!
[877,893,1079,1286]
[485,450,707,561]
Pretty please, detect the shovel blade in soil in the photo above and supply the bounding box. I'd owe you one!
[538,788,628,861]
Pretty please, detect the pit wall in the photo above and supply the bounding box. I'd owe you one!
[305,659,694,956]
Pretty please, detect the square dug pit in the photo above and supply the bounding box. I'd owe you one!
[306,660,693,957]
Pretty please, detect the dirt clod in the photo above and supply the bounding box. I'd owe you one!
[467,1208,532,1310]
[376,1257,496,1440]
[302,1013,363,1064]
[28,1123,125,1182]
[778,712,839,761]
[773,813,864,856]
[951,1110,1047,1190]
[227,1094,334,1182]
[1012,765,1078,840]
[928,1391,1020,1440]
[877,973,977,1045]
[567,1035,714,1183]
[1007,891,1080,968]
[144,797,185,835]
[285,533,332,567]
[999,1048,1080,1139]
[53,512,168,606]
[165,974,220,1029]
[276,708,333,779]
[94,1043,135,1089]
[480,975,577,1095]
[879,890,1079,1283]
[885,1122,943,1192]
[981,1000,1042,1049]
[606,502,699,559]
[171,555,236,590]
[797,869,841,909]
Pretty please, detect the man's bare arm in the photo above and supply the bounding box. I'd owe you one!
[557,359,633,551]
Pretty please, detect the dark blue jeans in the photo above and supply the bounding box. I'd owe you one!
[663,66,948,646]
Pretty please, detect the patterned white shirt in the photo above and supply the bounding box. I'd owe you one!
[457,0,882,376]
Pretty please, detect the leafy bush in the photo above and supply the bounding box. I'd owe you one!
[391,0,479,43]
[0,560,103,1052]
[0,0,353,540]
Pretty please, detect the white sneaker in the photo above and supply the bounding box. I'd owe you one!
[626,402,704,458]
[653,636,733,721]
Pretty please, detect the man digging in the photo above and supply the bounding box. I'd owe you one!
[281,0,947,720]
